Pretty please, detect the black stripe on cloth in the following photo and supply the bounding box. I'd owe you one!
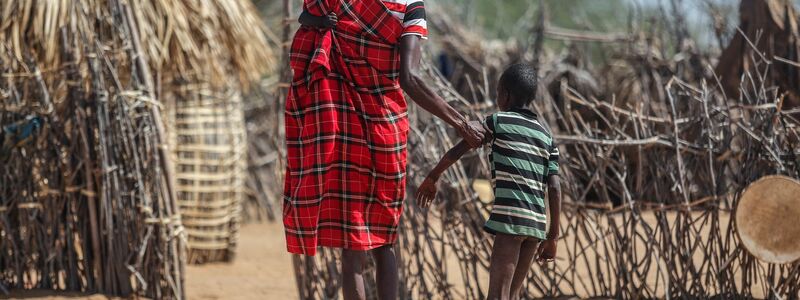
[483,115,496,134]
[491,145,548,166]
[286,134,407,153]
[482,225,499,235]
[286,161,406,179]
[286,104,407,124]
[326,73,401,95]
[489,152,496,180]
[487,213,547,231]
[494,132,551,148]
[404,2,426,21]
[493,196,546,214]
[495,180,546,199]
[285,192,404,206]
[495,115,549,134]
[491,158,543,180]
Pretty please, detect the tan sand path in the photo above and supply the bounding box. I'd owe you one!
[184,222,298,300]
[7,222,298,300]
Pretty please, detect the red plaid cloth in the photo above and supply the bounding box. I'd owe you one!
[283,0,409,256]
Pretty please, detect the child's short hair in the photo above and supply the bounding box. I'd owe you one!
[499,63,538,108]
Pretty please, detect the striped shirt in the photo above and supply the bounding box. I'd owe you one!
[381,0,428,39]
[482,108,560,239]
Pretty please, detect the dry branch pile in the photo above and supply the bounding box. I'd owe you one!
[0,0,271,297]
[285,1,800,299]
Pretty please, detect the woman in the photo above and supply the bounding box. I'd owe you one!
[283,0,484,299]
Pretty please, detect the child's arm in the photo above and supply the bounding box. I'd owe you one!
[415,140,472,208]
[537,174,561,262]
[545,175,561,240]
[298,10,338,28]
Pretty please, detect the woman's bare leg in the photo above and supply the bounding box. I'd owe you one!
[487,233,523,300]
[342,249,368,300]
[371,244,399,300]
[510,238,541,299]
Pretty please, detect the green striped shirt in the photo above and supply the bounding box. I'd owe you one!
[482,108,559,239]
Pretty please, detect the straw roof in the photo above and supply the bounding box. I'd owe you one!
[0,0,273,95]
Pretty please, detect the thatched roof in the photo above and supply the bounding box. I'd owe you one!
[1,0,273,95]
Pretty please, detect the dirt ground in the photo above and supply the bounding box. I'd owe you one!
[4,212,766,300]
[183,222,298,300]
[6,222,298,300]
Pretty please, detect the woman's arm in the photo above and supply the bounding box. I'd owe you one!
[298,11,338,28]
[415,140,472,207]
[399,35,485,147]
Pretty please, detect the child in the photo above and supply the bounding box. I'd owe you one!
[416,63,562,300]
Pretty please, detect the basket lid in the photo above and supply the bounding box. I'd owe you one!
[736,175,800,264]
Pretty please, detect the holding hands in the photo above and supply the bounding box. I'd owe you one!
[458,120,486,148]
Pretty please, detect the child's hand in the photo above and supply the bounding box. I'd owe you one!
[321,13,338,28]
[536,239,557,263]
[415,177,438,208]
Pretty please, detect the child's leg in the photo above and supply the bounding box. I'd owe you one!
[487,233,524,300]
[509,238,541,299]
[342,249,368,300]
[370,244,399,300]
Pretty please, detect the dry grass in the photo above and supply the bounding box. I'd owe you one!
[0,0,272,92]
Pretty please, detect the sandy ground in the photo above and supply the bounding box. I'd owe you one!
[6,222,298,300]
[4,211,765,300]
[184,222,298,300]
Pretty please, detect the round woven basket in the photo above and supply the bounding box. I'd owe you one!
[167,83,247,264]
[736,175,800,264]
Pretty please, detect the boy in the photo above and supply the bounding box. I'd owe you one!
[416,63,562,300]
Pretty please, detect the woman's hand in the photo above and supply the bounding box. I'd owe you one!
[320,13,338,28]
[458,120,486,148]
[299,11,338,29]
[415,176,438,208]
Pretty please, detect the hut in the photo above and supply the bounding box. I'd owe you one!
[0,0,271,297]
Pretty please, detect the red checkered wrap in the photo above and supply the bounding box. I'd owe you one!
[283,0,410,256]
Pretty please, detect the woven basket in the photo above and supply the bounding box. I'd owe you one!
[167,83,247,264]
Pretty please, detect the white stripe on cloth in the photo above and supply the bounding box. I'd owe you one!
[492,205,547,222]
[498,112,545,128]
[494,138,550,158]
[403,19,427,28]
[495,170,546,192]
